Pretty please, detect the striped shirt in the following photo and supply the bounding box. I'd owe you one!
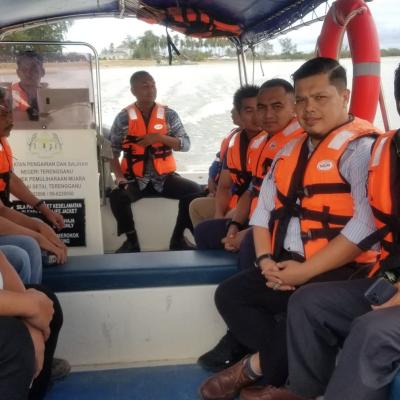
[110,106,191,192]
[250,136,378,255]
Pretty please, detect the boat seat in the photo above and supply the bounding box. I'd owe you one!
[42,250,238,292]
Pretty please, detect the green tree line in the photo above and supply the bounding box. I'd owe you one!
[0,22,72,60]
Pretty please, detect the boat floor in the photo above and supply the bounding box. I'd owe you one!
[46,363,212,400]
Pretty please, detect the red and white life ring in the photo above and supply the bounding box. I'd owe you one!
[316,0,380,123]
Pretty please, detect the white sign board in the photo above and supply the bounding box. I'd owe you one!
[8,129,103,256]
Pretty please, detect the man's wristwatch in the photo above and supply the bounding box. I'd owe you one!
[254,253,273,268]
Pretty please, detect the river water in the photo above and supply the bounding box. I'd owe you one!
[100,57,400,172]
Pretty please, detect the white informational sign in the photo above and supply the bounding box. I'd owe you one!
[8,129,103,256]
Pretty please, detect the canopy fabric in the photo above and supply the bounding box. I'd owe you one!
[0,0,327,45]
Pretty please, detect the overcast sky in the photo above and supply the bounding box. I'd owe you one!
[65,0,399,53]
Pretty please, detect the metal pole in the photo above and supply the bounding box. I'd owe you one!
[236,48,243,87]
[240,46,248,85]
[379,85,390,131]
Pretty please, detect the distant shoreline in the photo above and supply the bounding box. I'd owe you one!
[99,55,400,68]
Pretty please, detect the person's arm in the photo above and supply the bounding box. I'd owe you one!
[164,108,190,152]
[9,172,64,230]
[214,169,233,218]
[109,109,128,185]
[0,215,66,263]
[0,202,66,250]
[222,191,252,249]
[231,190,252,225]
[0,252,52,379]
[137,133,181,151]
[207,155,221,197]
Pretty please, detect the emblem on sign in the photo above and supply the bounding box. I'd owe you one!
[27,132,63,158]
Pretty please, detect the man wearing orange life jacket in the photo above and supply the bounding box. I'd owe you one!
[199,57,381,400]
[248,63,400,400]
[168,108,242,250]
[193,85,264,252]
[196,79,303,373]
[109,70,201,253]
[12,50,45,121]
[222,80,304,261]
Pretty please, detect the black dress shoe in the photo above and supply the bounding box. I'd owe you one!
[198,331,249,372]
[115,239,140,253]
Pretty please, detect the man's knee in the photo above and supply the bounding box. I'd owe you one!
[109,187,130,206]
[350,310,394,347]
[27,285,64,331]
[288,283,328,318]
[215,273,247,315]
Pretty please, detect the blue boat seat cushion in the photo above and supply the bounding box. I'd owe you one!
[43,250,238,292]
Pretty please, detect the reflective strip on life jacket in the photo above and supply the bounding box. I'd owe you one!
[270,117,379,264]
[249,119,305,215]
[213,128,239,185]
[120,103,176,178]
[226,129,267,205]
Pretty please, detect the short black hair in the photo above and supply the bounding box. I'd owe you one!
[16,50,44,68]
[130,70,153,87]
[0,86,11,108]
[233,85,260,111]
[395,63,400,104]
[259,78,294,94]
[292,57,347,90]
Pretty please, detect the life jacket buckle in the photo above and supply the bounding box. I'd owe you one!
[301,230,313,241]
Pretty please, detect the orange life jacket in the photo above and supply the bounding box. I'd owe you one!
[226,129,267,209]
[249,119,305,215]
[11,82,30,111]
[364,129,400,276]
[213,128,239,184]
[0,137,13,205]
[139,6,241,38]
[120,103,176,178]
[270,117,379,264]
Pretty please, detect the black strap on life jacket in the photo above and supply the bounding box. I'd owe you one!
[228,131,252,196]
[269,139,310,259]
[149,145,173,159]
[123,144,172,179]
[297,182,351,198]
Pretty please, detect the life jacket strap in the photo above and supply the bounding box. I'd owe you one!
[300,227,342,242]
[297,182,351,198]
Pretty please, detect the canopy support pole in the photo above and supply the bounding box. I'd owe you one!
[379,85,390,131]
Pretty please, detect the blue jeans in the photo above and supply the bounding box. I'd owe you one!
[0,235,42,284]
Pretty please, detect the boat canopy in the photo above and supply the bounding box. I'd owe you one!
[0,0,328,46]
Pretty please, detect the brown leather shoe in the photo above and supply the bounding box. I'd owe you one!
[199,356,255,400]
[240,386,307,400]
